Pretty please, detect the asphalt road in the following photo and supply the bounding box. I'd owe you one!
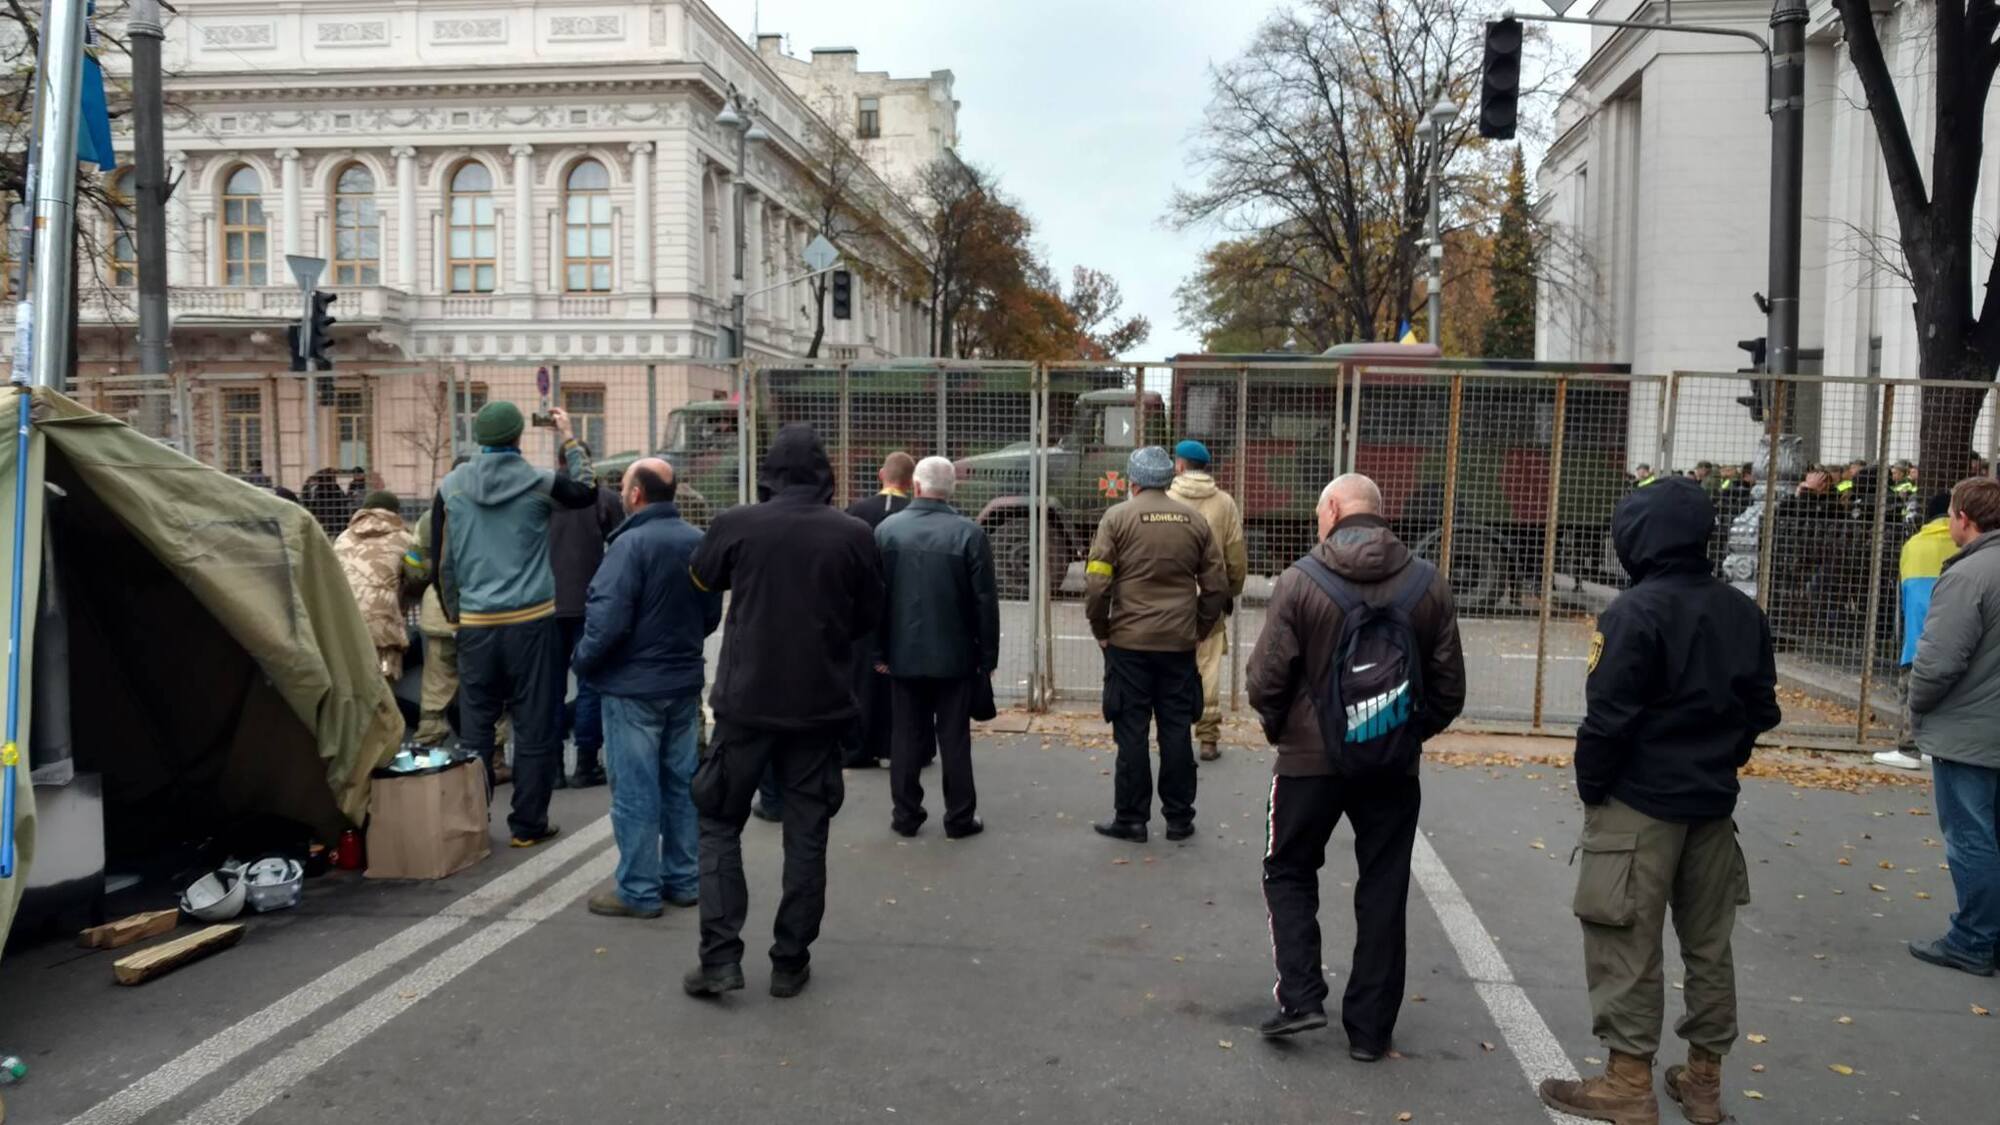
[2,732,1987,1125]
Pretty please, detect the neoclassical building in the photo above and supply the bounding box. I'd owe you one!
[0,0,954,491]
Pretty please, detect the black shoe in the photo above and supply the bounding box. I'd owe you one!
[509,825,561,849]
[1349,1043,1386,1063]
[770,964,811,998]
[946,817,984,840]
[752,803,782,823]
[1908,936,1997,976]
[843,757,881,770]
[1165,821,1195,842]
[571,762,607,788]
[682,963,746,998]
[552,770,570,791]
[1093,819,1148,843]
[892,820,922,838]
[1258,1008,1328,1038]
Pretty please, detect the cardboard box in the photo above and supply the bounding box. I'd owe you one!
[365,757,490,880]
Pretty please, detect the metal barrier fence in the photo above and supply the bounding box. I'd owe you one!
[67,359,1998,745]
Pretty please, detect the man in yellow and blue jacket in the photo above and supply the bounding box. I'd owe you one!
[1878,491,1957,770]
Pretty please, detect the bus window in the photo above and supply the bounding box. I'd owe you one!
[1100,404,1137,448]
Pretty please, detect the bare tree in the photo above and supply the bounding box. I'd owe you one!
[1064,266,1151,359]
[394,374,457,490]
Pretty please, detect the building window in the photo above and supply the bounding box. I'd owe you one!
[563,159,612,293]
[447,161,496,293]
[2,200,27,298]
[562,385,605,454]
[221,165,268,286]
[334,388,371,469]
[331,163,379,285]
[220,388,263,474]
[857,96,880,139]
[454,382,490,432]
[108,171,137,288]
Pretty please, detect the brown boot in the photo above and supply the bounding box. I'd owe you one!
[1199,741,1220,761]
[1538,1050,1660,1125]
[1664,1045,1724,1124]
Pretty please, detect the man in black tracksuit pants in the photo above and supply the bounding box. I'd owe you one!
[843,452,914,768]
[684,424,884,1000]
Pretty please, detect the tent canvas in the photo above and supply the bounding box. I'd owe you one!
[1,389,403,954]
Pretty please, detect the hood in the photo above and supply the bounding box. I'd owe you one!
[455,449,545,507]
[1169,472,1218,501]
[1313,513,1411,584]
[343,506,406,539]
[760,423,834,504]
[1612,476,1716,580]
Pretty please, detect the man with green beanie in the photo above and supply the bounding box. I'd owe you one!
[432,401,597,847]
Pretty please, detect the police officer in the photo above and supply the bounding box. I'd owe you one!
[1086,446,1228,843]
[1539,476,1781,1125]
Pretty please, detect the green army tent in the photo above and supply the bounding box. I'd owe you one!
[1,388,402,953]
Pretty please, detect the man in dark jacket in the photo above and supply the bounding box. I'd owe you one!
[843,451,915,768]
[1245,474,1464,1058]
[1539,476,1780,1125]
[876,455,999,839]
[549,445,624,788]
[574,458,721,919]
[684,424,884,1001]
[433,402,598,848]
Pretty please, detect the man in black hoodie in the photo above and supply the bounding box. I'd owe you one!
[684,424,884,1001]
[1539,476,1780,1125]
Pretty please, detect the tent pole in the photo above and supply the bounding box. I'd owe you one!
[1,386,31,877]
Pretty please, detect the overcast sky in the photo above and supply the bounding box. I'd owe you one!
[708,1,1587,360]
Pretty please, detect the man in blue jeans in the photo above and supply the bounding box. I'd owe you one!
[1907,476,2000,976]
[572,458,722,918]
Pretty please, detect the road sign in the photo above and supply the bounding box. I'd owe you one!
[286,254,325,293]
[802,234,838,272]
[1542,0,1578,14]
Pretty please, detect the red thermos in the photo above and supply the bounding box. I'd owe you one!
[334,829,365,870]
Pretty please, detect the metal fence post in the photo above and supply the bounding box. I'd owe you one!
[1658,371,1680,474]
[1987,384,1998,480]
[934,362,949,457]
[645,362,658,458]
[1755,376,1782,612]
[1346,366,1362,474]
[1332,361,1346,473]
[1027,362,1045,710]
[454,359,469,455]
[1231,365,1249,714]
[1035,362,1055,710]
[735,359,751,506]
[1533,377,1570,731]
[1438,374,1465,583]
[1132,363,1147,452]
[1856,382,1895,744]
[837,362,853,509]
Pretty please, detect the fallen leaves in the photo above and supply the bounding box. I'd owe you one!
[1529,840,1547,850]
[1974,1004,1992,1017]
[1750,1063,1767,1073]
[1915,891,1932,900]
[1836,1015,1854,1025]
[1828,1063,1855,1076]
[1877,860,1897,870]
[1837,857,1852,866]
[1747,1033,1769,1044]
[1396,1114,1414,1123]
[1743,1090,1765,1100]
[1868,883,1888,893]
[1480,1041,1496,1052]
[1217,1039,1234,1050]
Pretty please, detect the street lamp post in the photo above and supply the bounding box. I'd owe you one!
[717,87,771,359]
[1419,97,1459,349]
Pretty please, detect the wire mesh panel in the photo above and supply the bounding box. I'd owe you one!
[941,363,1039,701]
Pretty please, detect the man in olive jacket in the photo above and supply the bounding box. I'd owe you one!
[1907,476,2000,977]
[875,456,1000,839]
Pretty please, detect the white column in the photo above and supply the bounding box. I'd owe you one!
[745,192,766,319]
[628,141,654,293]
[277,147,302,259]
[166,151,191,286]
[509,143,534,294]
[393,146,417,290]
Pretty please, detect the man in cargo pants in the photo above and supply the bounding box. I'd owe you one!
[1540,478,1780,1125]
[1167,440,1247,761]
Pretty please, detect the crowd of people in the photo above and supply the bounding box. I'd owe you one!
[294,397,1999,1125]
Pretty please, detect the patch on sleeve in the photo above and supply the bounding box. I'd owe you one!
[1086,560,1114,578]
[1139,512,1191,524]
[1587,631,1605,675]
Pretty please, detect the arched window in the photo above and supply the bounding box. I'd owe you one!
[563,159,612,293]
[220,165,267,286]
[447,161,496,293]
[108,171,137,288]
[331,163,379,285]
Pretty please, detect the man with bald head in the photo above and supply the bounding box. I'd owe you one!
[573,458,723,919]
[1247,473,1464,1055]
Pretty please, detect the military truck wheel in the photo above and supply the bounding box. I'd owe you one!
[1412,526,1505,612]
[985,512,1064,601]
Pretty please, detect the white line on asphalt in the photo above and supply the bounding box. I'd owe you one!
[1410,834,1592,1125]
[66,817,613,1125]
[176,848,618,1125]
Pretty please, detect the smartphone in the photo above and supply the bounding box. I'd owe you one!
[530,412,556,428]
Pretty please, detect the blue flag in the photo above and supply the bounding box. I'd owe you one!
[1397,319,1417,345]
[76,51,114,170]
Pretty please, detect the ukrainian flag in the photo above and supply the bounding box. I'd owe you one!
[1398,319,1418,345]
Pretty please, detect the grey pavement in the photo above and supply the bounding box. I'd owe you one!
[2,731,1990,1124]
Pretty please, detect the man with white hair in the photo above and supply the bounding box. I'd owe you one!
[874,455,1001,838]
[1246,473,1465,1057]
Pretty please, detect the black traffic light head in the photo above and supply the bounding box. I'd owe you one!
[307,291,338,371]
[1479,19,1523,141]
[1735,336,1771,420]
[830,268,853,321]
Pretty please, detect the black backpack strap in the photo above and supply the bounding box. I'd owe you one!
[1391,558,1437,617]
[1292,555,1366,616]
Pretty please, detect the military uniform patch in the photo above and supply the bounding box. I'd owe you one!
[1587,631,1605,675]
[1139,511,1191,524]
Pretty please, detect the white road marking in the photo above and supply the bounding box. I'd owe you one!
[1410,834,1592,1125]
[66,817,613,1125]
[177,849,618,1125]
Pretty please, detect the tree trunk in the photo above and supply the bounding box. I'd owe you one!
[807,277,827,359]
[1918,362,1990,494]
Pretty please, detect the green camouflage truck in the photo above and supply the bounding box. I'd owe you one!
[951,344,1635,607]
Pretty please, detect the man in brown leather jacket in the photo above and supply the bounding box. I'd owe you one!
[1085,445,1229,843]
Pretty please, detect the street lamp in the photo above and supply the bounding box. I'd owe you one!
[720,85,766,359]
[1417,97,1458,349]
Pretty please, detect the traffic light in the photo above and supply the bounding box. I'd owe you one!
[830,268,852,320]
[286,291,338,373]
[1735,336,1770,420]
[1479,19,1523,141]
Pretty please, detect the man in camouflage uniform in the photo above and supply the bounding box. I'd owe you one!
[1086,446,1229,843]
[335,490,414,685]
[1167,440,1248,761]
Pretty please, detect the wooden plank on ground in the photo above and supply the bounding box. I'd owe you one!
[112,923,244,985]
[77,908,179,950]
